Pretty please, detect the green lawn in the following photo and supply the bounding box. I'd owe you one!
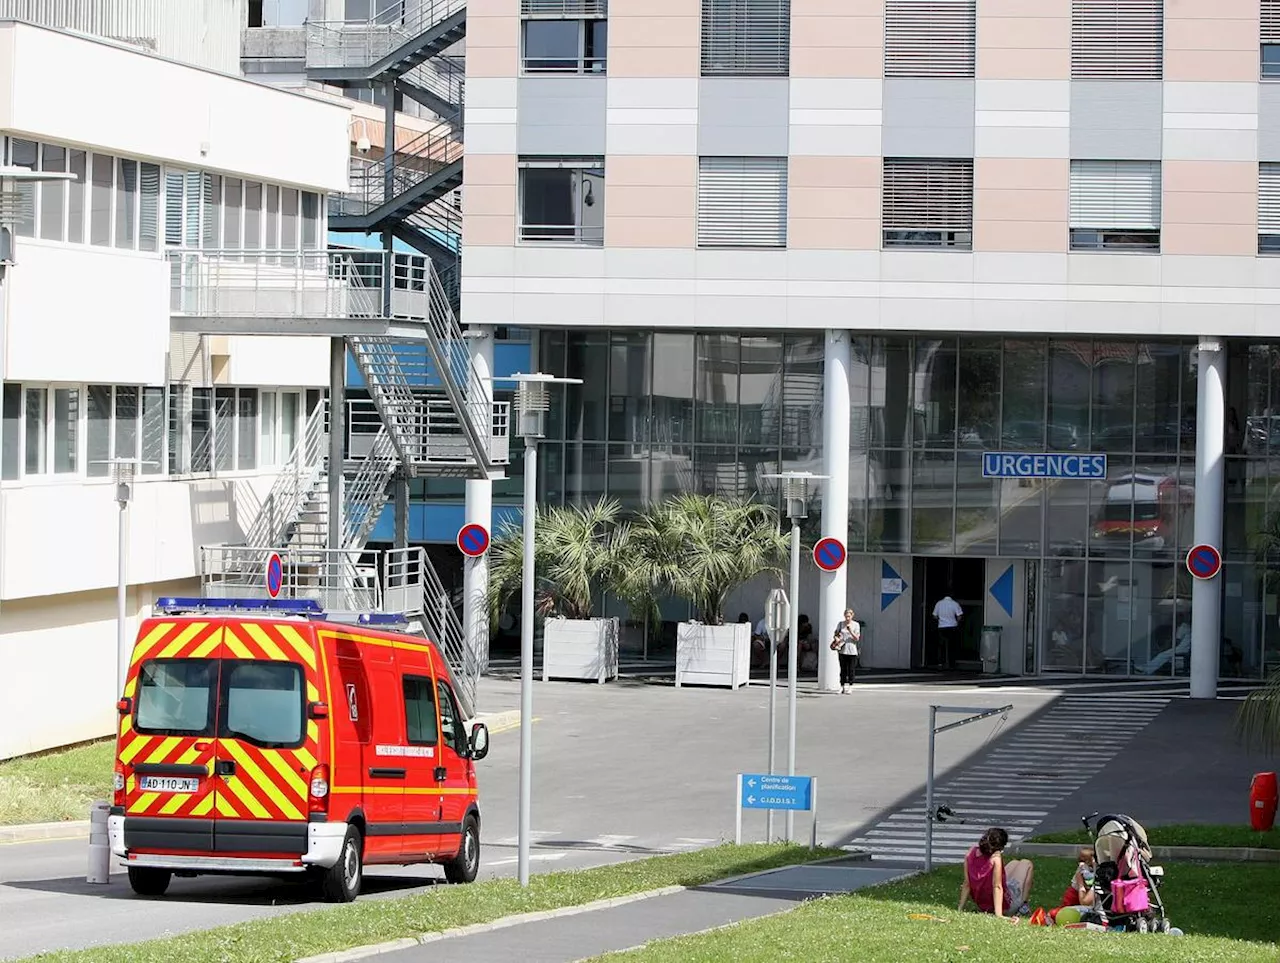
[1029,824,1280,850]
[0,740,114,826]
[590,858,1280,963]
[19,843,837,963]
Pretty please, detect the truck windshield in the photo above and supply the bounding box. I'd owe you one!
[135,659,216,736]
[134,658,304,747]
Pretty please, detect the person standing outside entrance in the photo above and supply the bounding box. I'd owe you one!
[831,608,861,694]
[932,591,963,670]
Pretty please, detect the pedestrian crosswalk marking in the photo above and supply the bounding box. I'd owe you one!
[848,694,1171,864]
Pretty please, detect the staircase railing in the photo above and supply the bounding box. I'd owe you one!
[385,546,477,716]
[338,122,462,218]
[305,0,468,74]
[240,398,329,550]
[342,427,399,549]
[202,546,381,613]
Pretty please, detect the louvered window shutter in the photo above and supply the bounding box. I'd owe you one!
[1069,160,1161,230]
[884,0,976,78]
[520,0,606,16]
[1071,0,1163,80]
[1260,165,1280,237]
[1264,0,1280,43]
[882,158,974,232]
[697,157,788,248]
[701,0,791,77]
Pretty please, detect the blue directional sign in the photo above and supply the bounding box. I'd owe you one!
[990,564,1014,618]
[881,560,907,612]
[739,774,813,812]
[982,452,1106,479]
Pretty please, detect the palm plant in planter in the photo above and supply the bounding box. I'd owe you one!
[488,497,626,683]
[1237,515,1280,753]
[621,493,789,689]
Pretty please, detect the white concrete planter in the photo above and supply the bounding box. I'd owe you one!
[542,617,619,683]
[675,621,750,689]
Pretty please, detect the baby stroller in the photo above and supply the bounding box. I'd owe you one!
[1080,812,1172,933]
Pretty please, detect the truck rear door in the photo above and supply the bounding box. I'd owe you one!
[211,621,316,855]
[122,620,224,852]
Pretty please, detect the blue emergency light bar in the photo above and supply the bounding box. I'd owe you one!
[153,598,413,627]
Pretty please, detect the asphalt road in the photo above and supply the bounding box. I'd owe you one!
[0,677,1059,961]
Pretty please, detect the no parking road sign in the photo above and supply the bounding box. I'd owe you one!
[265,552,284,599]
[1186,543,1222,580]
[457,523,491,558]
[813,537,846,572]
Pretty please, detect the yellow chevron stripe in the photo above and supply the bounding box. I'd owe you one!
[119,736,151,765]
[156,622,212,660]
[126,775,137,793]
[306,721,319,744]
[214,794,240,818]
[120,715,133,737]
[306,681,319,702]
[158,790,193,816]
[124,676,137,698]
[243,623,289,662]
[222,742,303,820]
[294,747,318,772]
[191,793,215,817]
[259,749,308,799]
[222,625,253,660]
[223,775,273,820]
[144,737,183,766]
[176,746,203,766]
[191,628,223,659]
[130,622,177,665]
[276,624,317,669]
[131,792,160,813]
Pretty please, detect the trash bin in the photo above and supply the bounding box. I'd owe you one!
[980,626,1002,674]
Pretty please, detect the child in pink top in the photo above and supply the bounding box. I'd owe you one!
[958,827,1036,920]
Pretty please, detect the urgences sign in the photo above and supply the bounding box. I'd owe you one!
[981,452,1107,479]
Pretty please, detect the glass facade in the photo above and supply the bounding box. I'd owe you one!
[540,329,1280,681]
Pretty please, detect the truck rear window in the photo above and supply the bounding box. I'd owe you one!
[136,660,216,736]
[134,658,305,747]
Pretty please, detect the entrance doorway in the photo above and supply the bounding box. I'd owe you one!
[912,557,986,669]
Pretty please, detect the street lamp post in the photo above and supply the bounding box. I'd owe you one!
[508,372,579,888]
[764,470,825,842]
[93,459,152,700]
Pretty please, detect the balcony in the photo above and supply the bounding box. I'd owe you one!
[167,249,439,338]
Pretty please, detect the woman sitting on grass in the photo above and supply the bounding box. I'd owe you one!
[958,827,1035,921]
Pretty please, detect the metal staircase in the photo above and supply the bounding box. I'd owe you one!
[305,1,468,116]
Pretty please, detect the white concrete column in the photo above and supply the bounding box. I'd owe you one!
[1191,338,1226,700]
[464,326,495,672]
[818,330,851,692]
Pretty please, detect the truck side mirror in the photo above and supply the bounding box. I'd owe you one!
[469,722,490,761]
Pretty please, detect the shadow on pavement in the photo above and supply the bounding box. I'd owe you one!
[3,871,433,906]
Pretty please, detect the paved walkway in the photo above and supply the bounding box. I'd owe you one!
[373,862,910,963]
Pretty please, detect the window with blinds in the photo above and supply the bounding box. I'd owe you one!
[1071,0,1163,80]
[881,158,973,250]
[1260,164,1280,253]
[701,0,791,77]
[884,0,976,79]
[1069,160,1161,251]
[1263,0,1280,78]
[521,0,607,74]
[697,157,788,248]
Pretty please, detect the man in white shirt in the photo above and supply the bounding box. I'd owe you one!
[932,593,963,670]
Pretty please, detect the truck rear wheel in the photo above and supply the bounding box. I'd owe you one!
[320,826,363,903]
[127,867,172,897]
[444,815,480,884]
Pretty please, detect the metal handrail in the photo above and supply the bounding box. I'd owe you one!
[239,398,330,552]
[385,546,477,714]
[202,546,381,613]
[342,427,398,550]
[341,122,463,218]
[305,0,467,73]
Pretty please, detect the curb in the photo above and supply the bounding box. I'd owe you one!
[294,885,686,963]
[0,820,90,845]
[1011,842,1280,863]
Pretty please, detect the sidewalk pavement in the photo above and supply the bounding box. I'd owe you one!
[306,860,911,963]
